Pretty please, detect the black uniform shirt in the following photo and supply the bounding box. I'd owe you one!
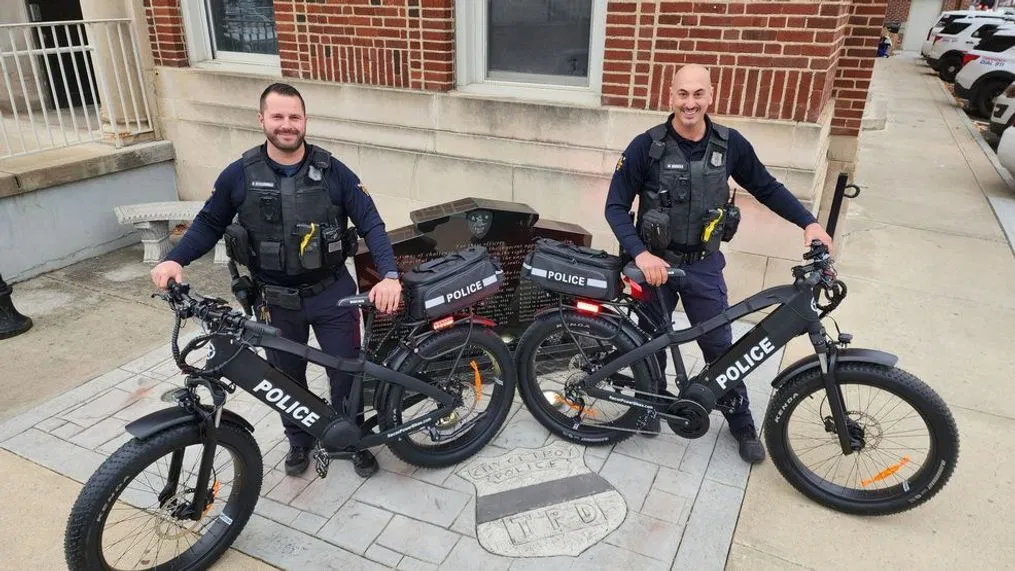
[166,143,398,285]
[605,114,818,258]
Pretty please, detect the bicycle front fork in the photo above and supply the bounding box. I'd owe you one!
[159,376,229,521]
[808,327,861,455]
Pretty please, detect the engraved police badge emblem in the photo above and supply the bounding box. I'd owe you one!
[466,209,493,240]
[710,151,723,168]
[457,440,626,557]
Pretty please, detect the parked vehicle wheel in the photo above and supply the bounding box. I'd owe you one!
[977,78,1011,118]
[938,54,963,82]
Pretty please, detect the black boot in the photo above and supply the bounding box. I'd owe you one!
[731,425,765,464]
[285,445,311,476]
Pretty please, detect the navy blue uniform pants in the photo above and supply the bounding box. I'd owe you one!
[261,270,362,449]
[642,251,754,432]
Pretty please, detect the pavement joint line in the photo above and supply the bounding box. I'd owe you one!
[731,540,819,570]
[43,271,173,311]
[829,272,1015,310]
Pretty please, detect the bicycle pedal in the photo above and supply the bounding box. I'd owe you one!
[313,447,330,479]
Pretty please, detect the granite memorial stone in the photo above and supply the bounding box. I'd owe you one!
[353,197,592,354]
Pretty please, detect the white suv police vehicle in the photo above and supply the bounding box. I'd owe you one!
[955,27,1015,118]
[922,10,1015,58]
[926,16,1015,82]
[989,83,1015,137]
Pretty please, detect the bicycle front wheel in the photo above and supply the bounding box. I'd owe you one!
[64,421,263,571]
[764,362,959,516]
[381,325,517,468]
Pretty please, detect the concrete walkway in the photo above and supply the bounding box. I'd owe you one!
[729,53,1015,570]
[0,53,1011,570]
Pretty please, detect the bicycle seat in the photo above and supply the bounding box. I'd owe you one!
[622,261,685,285]
[336,293,374,308]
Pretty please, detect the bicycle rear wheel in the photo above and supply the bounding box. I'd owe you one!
[64,421,262,570]
[380,325,516,468]
[764,363,959,516]
[515,311,656,446]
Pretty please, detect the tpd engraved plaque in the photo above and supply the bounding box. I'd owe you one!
[354,198,592,354]
[457,440,626,557]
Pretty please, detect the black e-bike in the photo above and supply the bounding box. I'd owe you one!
[64,265,516,569]
[515,240,959,516]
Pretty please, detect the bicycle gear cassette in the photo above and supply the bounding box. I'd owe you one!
[666,399,710,438]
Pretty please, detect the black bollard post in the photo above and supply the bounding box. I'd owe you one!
[0,273,33,339]
[826,173,862,240]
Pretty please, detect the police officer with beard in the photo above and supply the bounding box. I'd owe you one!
[150,83,402,479]
[605,65,833,463]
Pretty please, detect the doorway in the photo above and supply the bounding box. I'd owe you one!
[902,0,946,52]
[26,0,99,109]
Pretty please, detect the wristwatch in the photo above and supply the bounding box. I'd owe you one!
[384,271,399,280]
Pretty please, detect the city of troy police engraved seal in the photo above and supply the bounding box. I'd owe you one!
[457,440,626,557]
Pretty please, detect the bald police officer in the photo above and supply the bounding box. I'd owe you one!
[605,65,833,463]
[151,83,402,478]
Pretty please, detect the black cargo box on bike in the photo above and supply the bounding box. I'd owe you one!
[402,246,503,320]
[521,238,623,300]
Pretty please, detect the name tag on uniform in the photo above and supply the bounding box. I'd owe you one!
[251,181,276,189]
[664,163,686,170]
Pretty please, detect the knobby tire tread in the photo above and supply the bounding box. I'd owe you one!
[382,326,517,469]
[64,422,263,571]
[515,311,655,446]
[764,362,959,516]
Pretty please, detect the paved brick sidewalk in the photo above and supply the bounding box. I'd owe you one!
[0,315,780,570]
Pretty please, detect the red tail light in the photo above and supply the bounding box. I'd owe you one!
[962,53,980,66]
[432,316,454,330]
[933,35,942,43]
[623,276,650,301]
[575,301,601,315]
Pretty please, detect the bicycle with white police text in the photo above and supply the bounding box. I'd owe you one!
[63,246,516,570]
[515,239,958,516]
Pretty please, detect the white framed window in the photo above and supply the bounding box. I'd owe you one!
[455,0,607,106]
[179,0,280,73]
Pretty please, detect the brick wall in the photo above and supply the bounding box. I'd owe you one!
[274,0,453,91]
[885,0,911,22]
[832,0,888,136]
[143,0,188,67]
[602,1,884,136]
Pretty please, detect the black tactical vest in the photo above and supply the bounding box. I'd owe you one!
[637,122,730,251]
[237,144,345,279]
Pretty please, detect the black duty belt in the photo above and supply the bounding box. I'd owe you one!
[662,249,713,266]
[259,271,341,300]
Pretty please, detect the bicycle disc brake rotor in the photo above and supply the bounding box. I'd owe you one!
[666,399,710,438]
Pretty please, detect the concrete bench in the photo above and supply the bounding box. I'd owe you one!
[113,201,228,265]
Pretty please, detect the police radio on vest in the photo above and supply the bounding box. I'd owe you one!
[548,271,586,286]
[447,280,483,301]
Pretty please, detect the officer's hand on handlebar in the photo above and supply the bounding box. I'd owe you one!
[804,223,833,253]
[151,260,184,290]
[634,251,670,287]
[369,277,402,314]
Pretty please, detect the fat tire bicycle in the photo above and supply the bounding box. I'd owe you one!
[515,240,959,516]
[64,272,516,570]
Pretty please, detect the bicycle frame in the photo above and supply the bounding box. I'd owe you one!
[571,270,834,424]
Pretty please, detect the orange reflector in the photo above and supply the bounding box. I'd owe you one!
[575,301,600,314]
[555,393,597,417]
[470,359,482,403]
[861,455,911,487]
[432,316,454,330]
[202,480,221,517]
